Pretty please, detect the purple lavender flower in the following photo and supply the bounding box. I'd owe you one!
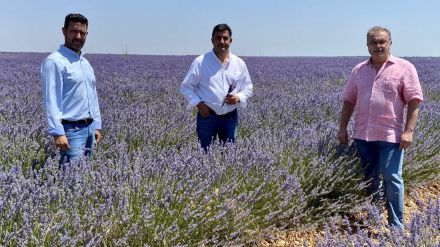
[0,52,438,246]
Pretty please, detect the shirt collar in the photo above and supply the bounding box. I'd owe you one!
[367,53,397,65]
[210,49,232,64]
[58,45,85,59]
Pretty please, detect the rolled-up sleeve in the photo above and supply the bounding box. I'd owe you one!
[402,65,423,104]
[41,59,65,136]
[342,68,357,105]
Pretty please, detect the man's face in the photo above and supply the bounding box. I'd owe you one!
[211,30,232,54]
[367,30,391,63]
[62,21,88,53]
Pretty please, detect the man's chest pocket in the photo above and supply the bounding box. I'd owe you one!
[378,79,401,94]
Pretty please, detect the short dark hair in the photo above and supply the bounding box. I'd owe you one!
[212,24,232,37]
[64,13,88,29]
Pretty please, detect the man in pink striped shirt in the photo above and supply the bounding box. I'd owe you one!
[337,26,423,228]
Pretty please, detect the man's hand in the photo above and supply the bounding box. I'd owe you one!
[337,128,349,145]
[337,101,355,145]
[400,131,413,150]
[95,130,102,144]
[225,94,240,105]
[197,102,210,117]
[54,135,70,151]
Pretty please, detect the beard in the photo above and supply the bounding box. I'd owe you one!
[72,39,84,47]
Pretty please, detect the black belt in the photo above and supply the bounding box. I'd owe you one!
[208,108,236,117]
[61,118,94,125]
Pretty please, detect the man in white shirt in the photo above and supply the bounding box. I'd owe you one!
[180,24,253,151]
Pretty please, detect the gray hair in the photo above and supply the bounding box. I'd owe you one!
[367,26,392,41]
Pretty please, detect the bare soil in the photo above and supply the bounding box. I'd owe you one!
[258,181,440,247]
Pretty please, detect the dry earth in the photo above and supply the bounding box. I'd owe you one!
[258,181,440,247]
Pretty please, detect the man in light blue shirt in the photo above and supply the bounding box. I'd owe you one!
[41,13,102,164]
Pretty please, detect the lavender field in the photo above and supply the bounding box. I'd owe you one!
[0,52,439,246]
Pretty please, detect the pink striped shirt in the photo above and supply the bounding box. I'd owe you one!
[342,55,423,143]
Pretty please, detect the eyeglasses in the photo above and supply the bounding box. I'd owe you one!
[368,40,390,46]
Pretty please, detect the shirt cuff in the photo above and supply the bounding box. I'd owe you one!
[342,97,356,105]
[48,126,65,136]
[93,120,102,130]
[189,97,202,108]
[406,96,423,104]
[236,92,248,108]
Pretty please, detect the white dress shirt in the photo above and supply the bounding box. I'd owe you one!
[180,50,253,115]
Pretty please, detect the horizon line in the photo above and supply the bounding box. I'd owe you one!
[1,50,439,58]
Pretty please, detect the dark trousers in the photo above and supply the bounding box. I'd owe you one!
[196,109,238,151]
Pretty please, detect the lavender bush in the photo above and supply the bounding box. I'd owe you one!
[315,198,439,247]
[0,53,438,245]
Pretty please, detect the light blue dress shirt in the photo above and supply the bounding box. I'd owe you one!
[41,45,102,136]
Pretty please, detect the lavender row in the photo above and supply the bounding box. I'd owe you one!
[0,53,438,245]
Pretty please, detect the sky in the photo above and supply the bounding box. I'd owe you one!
[1,0,439,57]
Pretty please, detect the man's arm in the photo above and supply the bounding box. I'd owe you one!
[90,66,102,144]
[337,101,355,144]
[180,59,210,117]
[93,94,102,144]
[41,59,65,136]
[180,60,202,107]
[233,63,253,107]
[41,59,70,150]
[400,99,421,150]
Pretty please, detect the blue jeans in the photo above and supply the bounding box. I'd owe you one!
[60,123,95,165]
[196,109,238,151]
[354,139,404,227]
